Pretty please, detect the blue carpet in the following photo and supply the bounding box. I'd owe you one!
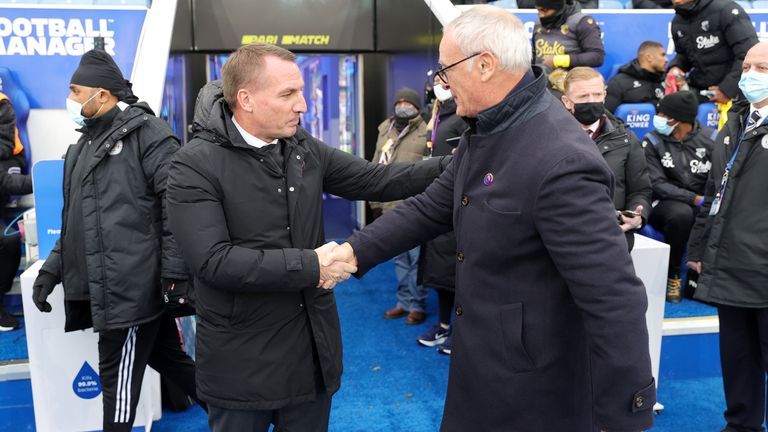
[0,260,737,431]
[663,298,717,319]
[0,308,27,362]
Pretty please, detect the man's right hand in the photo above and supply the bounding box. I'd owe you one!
[32,271,59,313]
[686,260,702,274]
[315,242,357,289]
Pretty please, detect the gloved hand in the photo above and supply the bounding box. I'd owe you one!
[32,271,59,312]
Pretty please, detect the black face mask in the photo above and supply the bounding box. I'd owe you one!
[673,0,699,16]
[539,8,565,28]
[572,102,604,125]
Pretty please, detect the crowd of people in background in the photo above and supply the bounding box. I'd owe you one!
[0,0,766,430]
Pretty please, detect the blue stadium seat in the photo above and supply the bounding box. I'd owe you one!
[599,0,625,7]
[639,224,665,242]
[0,68,32,173]
[697,102,720,129]
[606,63,623,81]
[38,0,96,4]
[614,103,656,139]
[488,0,518,8]
[736,0,753,8]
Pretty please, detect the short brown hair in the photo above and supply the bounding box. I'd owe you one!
[637,40,664,58]
[221,43,296,108]
[563,67,604,93]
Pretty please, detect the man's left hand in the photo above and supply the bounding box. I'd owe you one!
[619,205,644,232]
[707,86,730,104]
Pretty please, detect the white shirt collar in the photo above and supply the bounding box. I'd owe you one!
[231,116,277,149]
[581,119,601,135]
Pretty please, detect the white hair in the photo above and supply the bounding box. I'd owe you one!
[445,5,531,73]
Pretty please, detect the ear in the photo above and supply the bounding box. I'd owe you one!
[561,94,573,111]
[478,52,498,83]
[237,88,253,113]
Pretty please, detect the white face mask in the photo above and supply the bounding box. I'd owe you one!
[66,90,104,126]
[434,83,452,102]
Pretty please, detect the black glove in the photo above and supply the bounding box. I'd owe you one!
[32,271,59,312]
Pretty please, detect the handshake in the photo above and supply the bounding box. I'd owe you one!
[314,241,358,289]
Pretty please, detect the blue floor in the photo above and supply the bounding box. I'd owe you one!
[0,261,731,431]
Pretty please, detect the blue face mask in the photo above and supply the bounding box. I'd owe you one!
[739,72,768,104]
[653,114,676,136]
[65,90,103,127]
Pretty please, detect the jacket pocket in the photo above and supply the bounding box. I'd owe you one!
[482,200,521,220]
[499,303,535,372]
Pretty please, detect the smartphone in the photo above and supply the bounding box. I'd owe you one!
[620,210,640,218]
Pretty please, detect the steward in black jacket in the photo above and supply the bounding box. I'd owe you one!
[166,83,450,411]
[669,0,757,101]
[689,98,768,307]
[606,59,665,113]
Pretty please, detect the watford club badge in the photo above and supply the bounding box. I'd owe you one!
[560,24,569,35]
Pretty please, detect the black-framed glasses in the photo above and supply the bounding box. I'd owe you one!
[435,52,481,84]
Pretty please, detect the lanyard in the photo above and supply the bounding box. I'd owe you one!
[379,120,411,165]
[710,121,748,216]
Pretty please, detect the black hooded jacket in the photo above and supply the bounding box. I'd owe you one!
[41,103,187,332]
[606,59,665,113]
[669,0,757,98]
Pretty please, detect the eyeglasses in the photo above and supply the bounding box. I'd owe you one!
[435,52,481,84]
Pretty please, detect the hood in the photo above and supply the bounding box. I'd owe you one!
[192,79,224,134]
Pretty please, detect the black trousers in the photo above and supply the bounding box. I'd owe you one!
[648,200,698,276]
[208,389,332,432]
[0,233,20,298]
[718,305,768,432]
[98,313,199,432]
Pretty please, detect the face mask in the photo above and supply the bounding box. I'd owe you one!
[433,84,452,102]
[673,0,698,15]
[572,102,604,125]
[539,8,565,28]
[738,71,768,104]
[66,90,104,126]
[394,105,419,119]
[653,115,677,136]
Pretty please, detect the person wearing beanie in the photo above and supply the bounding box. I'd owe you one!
[641,90,715,303]
[370,87,429,325]
[31,48,204,430]
[532,0,604,71]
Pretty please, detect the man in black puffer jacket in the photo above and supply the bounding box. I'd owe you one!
[668,0,757,103]
[30,49,202,432]
[606,41,667,113]
[166,43,451,431]
[563,67,652,251]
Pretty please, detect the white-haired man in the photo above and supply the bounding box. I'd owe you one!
[326,5,655,431]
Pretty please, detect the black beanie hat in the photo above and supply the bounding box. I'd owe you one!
[393,87,421,110]
[658,91,698,124]
[70,49,138,104]
[535,0,565,10]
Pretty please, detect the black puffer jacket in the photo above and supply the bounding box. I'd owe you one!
[418,98,466,291]
[41,103,187,332]
[642,121,716,203]
[688,100,768,307]
[166,93,450,410]
[669,0,757,99]
[605,59,665,113]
